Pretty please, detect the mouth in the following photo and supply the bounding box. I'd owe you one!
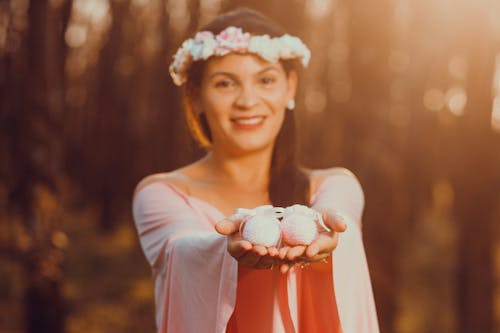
[231,115,266,129]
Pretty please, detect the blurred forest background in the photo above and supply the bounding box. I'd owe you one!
[1,0,500,332]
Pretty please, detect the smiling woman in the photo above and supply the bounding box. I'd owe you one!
[132,7,379,333]
[199,54,295,157]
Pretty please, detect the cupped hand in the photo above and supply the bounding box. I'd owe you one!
[278,208,347,273]
[215,215,280,269]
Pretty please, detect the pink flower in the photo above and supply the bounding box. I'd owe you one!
[215,26,251,55]
[194,31,214,43]
[168,26,311,86]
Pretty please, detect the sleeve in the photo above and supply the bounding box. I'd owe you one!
[311,173,380,333]
[132,183,237,333]
[311,171,365,228]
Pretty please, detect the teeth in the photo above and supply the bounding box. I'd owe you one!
[233,116,264,125]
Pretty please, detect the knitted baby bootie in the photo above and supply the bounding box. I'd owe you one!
[280,204,330,246]
[237,205,284,247]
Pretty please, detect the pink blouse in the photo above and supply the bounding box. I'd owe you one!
[132,172,379,333]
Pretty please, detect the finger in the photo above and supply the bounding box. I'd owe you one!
[228,239,252,258]
[215,216,244,235]
[279,246,290,260]
[267,246,279,257]
[305,242,320,257]
[252,244,268,256]
[306,233,338,258]
[322,211,347,232]
[286,245,306,261]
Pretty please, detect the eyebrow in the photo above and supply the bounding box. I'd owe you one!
[208,65,281,80]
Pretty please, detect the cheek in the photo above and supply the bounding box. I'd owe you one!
[200,97,233,135]
[262,86,289,108]
[200,91,231,118]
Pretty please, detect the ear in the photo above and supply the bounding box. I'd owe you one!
[286,70,298,103]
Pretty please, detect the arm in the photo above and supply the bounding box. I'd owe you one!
[310,170,380,333]
[132,182,237,333]
[274,169,358,272]
[132,181,215,269]
[311,168,365,228]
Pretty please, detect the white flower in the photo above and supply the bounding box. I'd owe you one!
[192,31,217,60]
[200,37,217,59]
[248,35,279,63]
[189,43,204,60]
[278,34,295,58]
[168,27,312,86]
[279,34,311,66]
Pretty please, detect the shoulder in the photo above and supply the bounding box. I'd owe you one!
[307,167,359,195]
[133,164,199,200]
[132,169,196,221]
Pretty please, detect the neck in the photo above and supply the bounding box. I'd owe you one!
[202,147,273,191]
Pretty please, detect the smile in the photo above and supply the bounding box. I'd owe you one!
[231,116,266,129]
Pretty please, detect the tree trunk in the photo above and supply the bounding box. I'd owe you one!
[1,0,71,331]
[453,4,498,333]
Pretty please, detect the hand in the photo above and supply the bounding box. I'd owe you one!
[277,208,347,273]
[215,215,280,269]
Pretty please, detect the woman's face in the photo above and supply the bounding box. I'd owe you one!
[198,53,297,155]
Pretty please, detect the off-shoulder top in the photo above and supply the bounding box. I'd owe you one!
[132,172,379,333]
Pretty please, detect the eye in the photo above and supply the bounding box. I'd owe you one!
[214,79,235,89]
[260,76,276,86]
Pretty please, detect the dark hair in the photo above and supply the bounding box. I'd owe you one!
[182,8,309,206]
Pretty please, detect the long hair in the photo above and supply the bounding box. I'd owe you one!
[182,8,310,206]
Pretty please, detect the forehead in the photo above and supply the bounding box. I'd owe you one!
[203,53,285,77]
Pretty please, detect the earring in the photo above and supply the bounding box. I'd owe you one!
[287,99,295,110]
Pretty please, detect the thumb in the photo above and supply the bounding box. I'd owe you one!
[215,216,244,235]
[318,209,348,233]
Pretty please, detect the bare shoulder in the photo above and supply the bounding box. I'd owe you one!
[133,168,192,198]
[307,167,358,194]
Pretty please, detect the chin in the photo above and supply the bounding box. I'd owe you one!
[226,138,275,155]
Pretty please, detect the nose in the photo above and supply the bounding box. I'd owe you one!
[235,84,258,110]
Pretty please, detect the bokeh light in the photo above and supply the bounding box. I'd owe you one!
[423,89,446,111]
[65,24,87,48]
[305,89,327,113]
[445,86,467,116]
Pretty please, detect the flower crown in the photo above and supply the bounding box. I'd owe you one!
[169,26,311,86]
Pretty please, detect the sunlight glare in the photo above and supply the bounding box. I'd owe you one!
[492,96,500,132]
[393,0,413,29]
[492,54,500,132]
[167,0,190,34]
[305,89,327,113]
[65,24,87,48]
[199,0,222,27]
[423,89,445,111]
[74,0,110,27]
[445,86,467,116]
[494,54,500,93]
[306,0,336,19]
[132,0,151,7]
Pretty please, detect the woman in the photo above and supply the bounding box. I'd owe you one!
[133,8,379,333]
